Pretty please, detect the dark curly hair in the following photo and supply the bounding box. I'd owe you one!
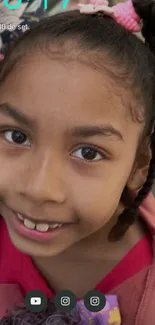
[0,0,155,240]
[0,300,82,325]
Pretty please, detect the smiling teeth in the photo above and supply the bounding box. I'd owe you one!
[17,213,63,232]
[17,214,24,221]
[36,223,49,232]
[50,223,60,229]
[24,218,36,230]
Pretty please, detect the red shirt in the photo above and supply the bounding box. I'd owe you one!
[0,217,152,297]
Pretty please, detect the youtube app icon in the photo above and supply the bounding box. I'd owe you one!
[25,290,47,312]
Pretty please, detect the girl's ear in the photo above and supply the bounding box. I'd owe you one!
[127,139,152,191]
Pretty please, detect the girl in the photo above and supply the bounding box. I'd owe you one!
[0,0,155,324]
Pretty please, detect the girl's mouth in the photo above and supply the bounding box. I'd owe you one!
[11,212,70,242]
[17,213,63,232]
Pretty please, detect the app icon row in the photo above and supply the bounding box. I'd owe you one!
[25,290,106,313]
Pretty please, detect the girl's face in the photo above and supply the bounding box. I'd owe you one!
[0,53,143,257]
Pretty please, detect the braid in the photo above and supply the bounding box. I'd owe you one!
[108,128,155,241]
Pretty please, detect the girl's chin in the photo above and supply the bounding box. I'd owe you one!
[7,227,72,257]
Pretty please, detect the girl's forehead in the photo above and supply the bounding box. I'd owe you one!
[0,55,142,138]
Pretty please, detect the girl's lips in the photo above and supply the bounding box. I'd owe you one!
[16,212,65,226]
[11,212,65,242]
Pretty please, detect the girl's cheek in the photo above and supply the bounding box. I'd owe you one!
[0,154,29,192]
[71,182,123,227]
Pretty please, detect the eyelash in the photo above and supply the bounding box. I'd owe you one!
[71,144,109,161]
[0,126,29,136]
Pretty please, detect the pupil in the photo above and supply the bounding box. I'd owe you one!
[12,131,26,144]
[82,148,96,160]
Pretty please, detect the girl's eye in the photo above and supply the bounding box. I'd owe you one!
[4,130,30,146]
[72,147,103,161]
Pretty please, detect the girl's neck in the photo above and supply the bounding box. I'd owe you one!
[32,215,147,297]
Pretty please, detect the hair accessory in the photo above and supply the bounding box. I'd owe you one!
[0,54,4,61]
[78,0,141,32]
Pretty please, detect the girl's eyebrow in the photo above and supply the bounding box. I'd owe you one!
[0,103,123,141]
[69,125,124,141]
[0,103,35,127]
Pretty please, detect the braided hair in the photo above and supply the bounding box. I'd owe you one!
[0,1,155,241]
[109,0,155,241]
[109,129,155,240]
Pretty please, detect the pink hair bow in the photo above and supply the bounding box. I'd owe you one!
[78,0,141,32]
[0,54,4,62]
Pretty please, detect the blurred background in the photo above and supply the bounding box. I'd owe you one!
[0,0,123,51]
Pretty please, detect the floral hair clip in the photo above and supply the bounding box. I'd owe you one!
[78,0,141,32]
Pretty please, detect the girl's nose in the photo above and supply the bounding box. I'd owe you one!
[18,157,67,205]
